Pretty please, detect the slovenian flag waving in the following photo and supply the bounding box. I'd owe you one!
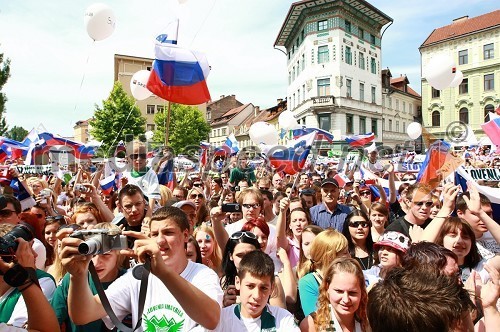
[345,133,375,147]
[292,127,334,143]
[147,20,211,105]
[268,131,316,174]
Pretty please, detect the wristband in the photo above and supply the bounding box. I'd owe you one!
[18,281,35,292]
[4,264,39,288]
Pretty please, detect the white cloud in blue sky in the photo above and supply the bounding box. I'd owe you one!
[0,0,497,137]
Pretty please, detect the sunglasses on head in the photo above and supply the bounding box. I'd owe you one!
[414,201,433,207]
[46,215,66,222]
[242,203,260,209]
[129,153,147,160]
[349,221,370,228]
[0,209,16,218]
[230,231,257,240]
[190,194,204,199]
[360,191,371,196]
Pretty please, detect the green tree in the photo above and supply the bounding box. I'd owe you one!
[0,51,11,135]
[6,125,28,142]
[90,81,146,157]
[154,103,210,154]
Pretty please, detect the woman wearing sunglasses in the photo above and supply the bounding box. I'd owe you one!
[341,210,375,271]
[188,187,210,229]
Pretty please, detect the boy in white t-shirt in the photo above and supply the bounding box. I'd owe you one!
[59,206,223,331]
[210,250,299,332]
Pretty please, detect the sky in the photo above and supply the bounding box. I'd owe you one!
[0,0,498,138]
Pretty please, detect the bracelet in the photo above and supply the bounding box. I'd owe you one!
[18,281,35,292]
[433,215,449,219]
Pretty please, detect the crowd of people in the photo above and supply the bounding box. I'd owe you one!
[0,139,499,332]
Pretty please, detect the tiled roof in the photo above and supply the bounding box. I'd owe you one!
[421,10,500,47]
[390,76,420,98]
[390,76,408,84]
[210,104,250,126]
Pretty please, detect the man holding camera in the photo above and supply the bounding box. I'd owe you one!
[59,206,223,331]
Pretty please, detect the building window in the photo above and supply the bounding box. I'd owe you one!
[484,43,494,60]
[395,99,399,111]
[222,128,227,136]
[459,108,469,124]
[303,84,306,101]
[318,45,329,64]
[402,101,406,113]
[157,105,164,112]
[371,118,378,136]
[345,20,351,33]
[409,104,413,115]
[346,79,352,97]
[346,115,354,134]
[317,78,330,96]
[318,114,331,131]
[484,104,494,121]
[146,124,155,131]
[288,71,291,84]
[371,86,376,103]
[345,46,352,65]
[370,34,375,44]
[396,121,400,132]
[217,129,220,137]
[318,20,328,31]
[431,87,440,98]
[459,78,468,94]
[388,119,392,131]
[359,117,366,133]
[359,52,365,69]
[458,50,468,65]
[388,97,392,109]
[359,83,365,102]
[301,54,305,70]
[484,74,494,91]
[301,29,305,41]
[147,105,155,114]
[359,27,364,40]
[370,57,376,74]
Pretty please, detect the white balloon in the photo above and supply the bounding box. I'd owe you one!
[425,55,456,90]
[249,122,278,145]
[407,122,422,140]
[130,70,152,100]
[448,70,464,88]
[145,131,154,140]
[84,3,116,41]
[278,110,297,130]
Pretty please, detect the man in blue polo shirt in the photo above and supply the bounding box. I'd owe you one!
[309,178,352,231]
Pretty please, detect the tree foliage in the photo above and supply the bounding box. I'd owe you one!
[90,81,146,157]
[6,125,28,142]
[153,103,210,154]
[0,51,11,135]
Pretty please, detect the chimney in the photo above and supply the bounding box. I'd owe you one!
[254,106,260,117]
[220,95,225,99]
[452,15,469,23]
[277,98,283,103]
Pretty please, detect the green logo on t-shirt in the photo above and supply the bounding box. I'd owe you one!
[143,304,185,332]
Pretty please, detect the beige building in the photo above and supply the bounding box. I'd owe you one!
[210,104,256,147]
[73,119,91,143]
[420,10,500,140]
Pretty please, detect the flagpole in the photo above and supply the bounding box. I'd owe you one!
[164,102,171,146]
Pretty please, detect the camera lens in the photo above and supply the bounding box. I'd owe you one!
[78,238,102,255]
[0,224,35,262]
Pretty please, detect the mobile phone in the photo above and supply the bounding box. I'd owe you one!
[233,186,240,192]
[221,203,241,213]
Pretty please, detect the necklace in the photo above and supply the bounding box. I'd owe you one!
[356,256,372,270]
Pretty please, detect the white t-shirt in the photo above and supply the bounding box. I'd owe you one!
[225,220,281,272]
[102,260,223,332]
[4,276,56,327]
[476,231,500,260]
[123,168,161,200]
[0,323,26,331]
[32,238,46,270]
[210,304,299,332]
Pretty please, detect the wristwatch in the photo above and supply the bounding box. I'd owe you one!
[3,264,39,288]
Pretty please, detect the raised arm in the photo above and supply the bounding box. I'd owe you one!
[386,163,397,204]
[210,206,229,254]
[276,197,290,251]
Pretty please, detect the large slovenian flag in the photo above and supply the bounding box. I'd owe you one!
[38,132,96,159]
[158,159,176,190]
[345,133,375,147]
[146,20,211,105]
[481,117,500,146]
[268,131,316,174]
[0,137,29,160]
[292,127,334,143]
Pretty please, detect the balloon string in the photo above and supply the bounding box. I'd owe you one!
[106,102,137,156]
[73,40,95,113]
[189,0,217,48]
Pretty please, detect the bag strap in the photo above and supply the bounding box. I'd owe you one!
[89,257,151,332]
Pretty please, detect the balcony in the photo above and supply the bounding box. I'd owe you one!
[293,95,335,118]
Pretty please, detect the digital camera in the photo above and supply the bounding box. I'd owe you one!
[74,184,90,193]
[0,224,35,262]
[70,229,128,255]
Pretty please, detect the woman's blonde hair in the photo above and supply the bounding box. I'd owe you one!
[27,177,49,189]
[306,229,348,275]
[71,203,103,224]
[159,185,173,206]
[314,257,369,332]
[297,225,323,278]
[193,225,222,272]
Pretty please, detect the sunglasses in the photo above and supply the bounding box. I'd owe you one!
[259,187,270,190]
[193,183,203,187]
[359,191,371,196]
[349,221,370,228]
[402,177,415,181]
[129,153,147,159]
[46,215,66,222]
[230,231,257,240]
[57,224,81,232]
[190,194,204,199]
[413,201,433,207]
[242,203,260,209]
[0,209,16,218]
